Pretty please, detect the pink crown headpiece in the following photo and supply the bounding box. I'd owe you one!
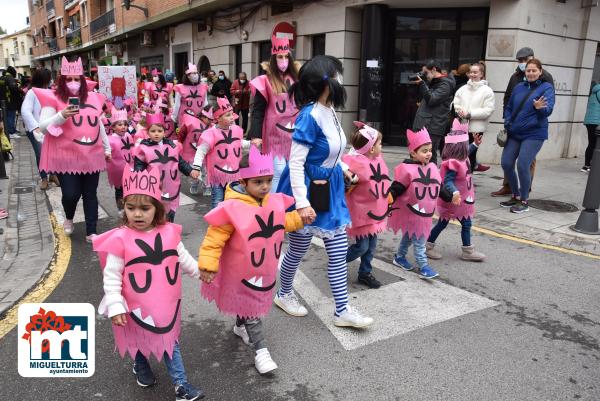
[214,97,237,119]
[445,119,469,144]
[61,56,83,76]
[240,145,274,179]
[109,107,128,124]
[353,121,378,155]
[201,107,214,119]
[271,36,290,55]
[407,127,432,152]
[122,167,162,201]
[185,62,198,74]
[145,112,165,127]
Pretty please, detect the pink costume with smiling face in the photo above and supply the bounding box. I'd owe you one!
[34,57,107,174]
[249,36,298,159]
[179,111,208,164]
[201,98,243,186]
[437,120,475,221]
[200,148,294,317]
[134,113,184,213]
[94,168,185,361]
[388,128,443,239]
[174,63,209,124]
[106,108,129,187]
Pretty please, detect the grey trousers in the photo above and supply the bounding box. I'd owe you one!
[236,316,266,350]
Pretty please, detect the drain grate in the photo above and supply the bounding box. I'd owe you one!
[13,187,34,194]
[527,199,579,213]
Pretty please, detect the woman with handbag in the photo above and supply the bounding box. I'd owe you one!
[274,55,373,328]
[582,81,600,172]
[500,59,555,214]
[453,62,495,172]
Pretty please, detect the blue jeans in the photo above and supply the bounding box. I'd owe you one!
[396,233,428,268]
[428,218,472,246]
[501,137,544,201]
[346,235,377,275]
[26,131,47,179]
[135,343,188,386]
[211,184,225,209]
[5,110,17,135]
[56,172,100,235]
[271,156,287,193]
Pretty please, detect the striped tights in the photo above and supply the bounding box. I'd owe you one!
[278,230,349,316]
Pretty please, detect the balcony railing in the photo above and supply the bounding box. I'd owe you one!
[64,0,78,10]
[66,28,82,49]
[46,0,55,19]
[90,9,115,39]
[45,37,58,54]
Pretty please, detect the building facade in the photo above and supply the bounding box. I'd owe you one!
[0,28,34,76]
[27,0,600,162]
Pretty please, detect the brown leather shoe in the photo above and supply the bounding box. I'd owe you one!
[490,186,512,197]
[40,179,49,190]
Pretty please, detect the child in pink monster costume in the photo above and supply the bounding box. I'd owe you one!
[133,113,200,222]
[426,119,486,262]
[198,145,303,375]
[34,56,111,241]
[388,127,453,280]
[154,97,176,141]
[179,106,213,195]
[106,107,132,215]
[192,97,249,208]
[172,62,209,126]
[92,168,205,400]
[342,122,392,289]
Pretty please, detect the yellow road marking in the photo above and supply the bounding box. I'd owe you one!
[448,220,600,260]
[0,213,72,339]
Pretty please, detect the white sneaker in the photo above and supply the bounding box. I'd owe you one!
[274,292,308,317]
[63,219,74,236]
[254,348,277,374]
[333,305,374,328]
[233,324,250,345]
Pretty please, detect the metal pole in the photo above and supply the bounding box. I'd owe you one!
[0,100,9,179]
[571,127,600,235]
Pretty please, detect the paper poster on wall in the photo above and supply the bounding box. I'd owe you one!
[98,66,137,109]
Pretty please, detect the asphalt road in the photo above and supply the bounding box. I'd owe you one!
[0,176,598,401]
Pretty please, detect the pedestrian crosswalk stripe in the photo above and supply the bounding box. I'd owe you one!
[290,238,499,350]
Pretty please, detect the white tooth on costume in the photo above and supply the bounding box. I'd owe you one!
[143,315,155,327]
[163,193,169,198]
[286,122,294,129]
[467,196,474,202]
[247,276,256,286]
[420,207,427,214]
[412,203,420,211]
[132,308,142,319]
[255,277,263,287]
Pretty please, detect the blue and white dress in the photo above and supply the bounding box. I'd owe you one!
[277,102,351,237]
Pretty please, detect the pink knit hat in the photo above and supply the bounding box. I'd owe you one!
[406,127,432,152]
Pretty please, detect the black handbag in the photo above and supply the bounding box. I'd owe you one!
[307,109,343,213]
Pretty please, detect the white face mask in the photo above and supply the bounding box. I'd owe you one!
[239,79,246,84]
[189,73,199,84]
[518,63,527,72]
[153,76,159,83]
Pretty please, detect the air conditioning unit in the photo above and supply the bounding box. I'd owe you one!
[140,31,153,47]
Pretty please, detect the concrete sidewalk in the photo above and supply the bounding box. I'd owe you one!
[382,146,600,256]
[0,137,54,316]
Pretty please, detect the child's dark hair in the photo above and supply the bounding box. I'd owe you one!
[288,55,347,109]
[351,126,382,150]
[156,73,167,87]
[121,194,167,227]
[441,130,469,161]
